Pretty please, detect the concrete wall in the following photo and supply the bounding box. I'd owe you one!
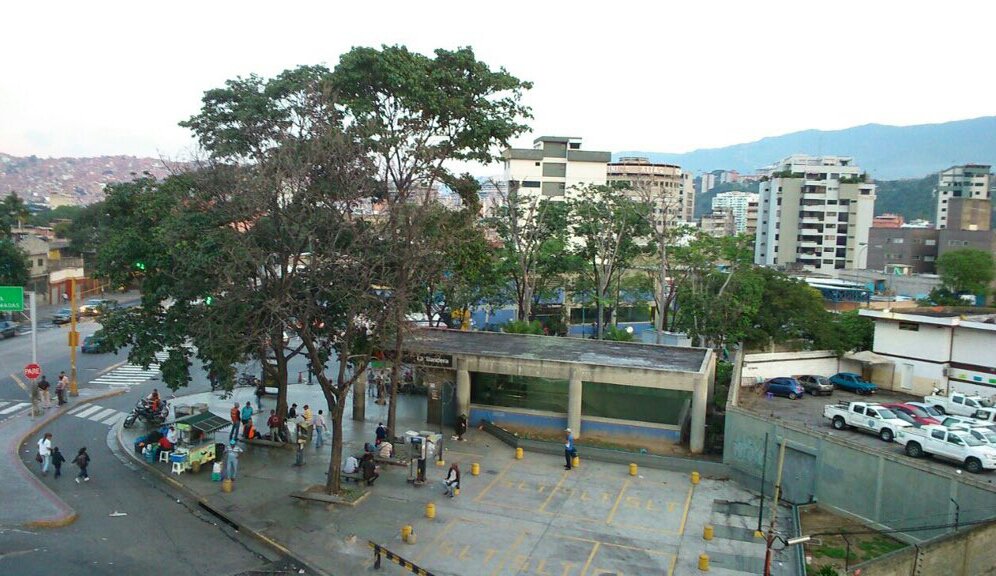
[740,350,858,383]
[851,520,996,576]
[469,405,683,446]
[723,405,996,543]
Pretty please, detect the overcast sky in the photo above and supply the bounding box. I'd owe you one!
[3,0,993,171]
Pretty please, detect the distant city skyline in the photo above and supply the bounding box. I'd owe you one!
[3,1,995,169]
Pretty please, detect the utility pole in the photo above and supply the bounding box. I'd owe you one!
[763,440,787,576]
[29,291,37,363]
[69,278,79,396]
[757,432,770,536]
[950,498,960,532]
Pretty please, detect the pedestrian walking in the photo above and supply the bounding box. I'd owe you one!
[376,422,388,445]
[38,375,52,409]
[314,409,327,450]
[229,402,240,441]
[254,381,265,410]
[225,439,243,480]
[72,447,90,483]
[564,428,576,470]
[37,433,52,476]
[55,374,67,406]
[453,413,468,442]
[52,447,66,478]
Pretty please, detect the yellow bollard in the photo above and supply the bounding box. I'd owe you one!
[629,463,638,476]
[754,530,765,539]
[453,488,460,496]
[703,525,714,540]
[221,478,233,493]
[471,462,480,476]
[691,471,700,485]
[515,447,523,460]
[572,455,580,468]
[698,553,709,571]
[401,525,413,542]
[425,502,436,519]
[436,459,445,467]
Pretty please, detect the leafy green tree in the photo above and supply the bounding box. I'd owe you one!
[0,240,29,286]
[744,268,834,351]
[331,46,532,435]
[602,325,635,342]
[833,310,874,353]
[937,248,994,298]
[502,319,544,334]
[0,193,29,236]
[568,184,651,339]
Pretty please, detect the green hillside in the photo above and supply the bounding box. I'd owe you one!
[873,174,937,221]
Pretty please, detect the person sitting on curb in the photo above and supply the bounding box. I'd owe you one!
[442,462,460,497]
[361,453,379,486]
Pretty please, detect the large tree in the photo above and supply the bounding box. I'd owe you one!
[568,184,651,339]
[331,45,532,434]
[936,248,994,298]
[0,240,29,286]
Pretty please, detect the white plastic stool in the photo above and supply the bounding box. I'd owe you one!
[171,461,185,475]
[159,450,172,463]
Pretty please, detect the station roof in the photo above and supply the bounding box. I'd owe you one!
[407,329,709,373]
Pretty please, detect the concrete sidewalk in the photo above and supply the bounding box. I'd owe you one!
[0,387,124,528]
[119,385,801,576]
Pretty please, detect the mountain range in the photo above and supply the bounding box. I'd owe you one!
[617,116,996,180]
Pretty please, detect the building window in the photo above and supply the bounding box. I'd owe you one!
[924,256,935,262]
[569,143,581,150]
[521,180,541,188]
[898,322,919,332]
[891,238,904,244]
[37,258,43,266]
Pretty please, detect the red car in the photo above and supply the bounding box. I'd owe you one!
[881,403,942,427]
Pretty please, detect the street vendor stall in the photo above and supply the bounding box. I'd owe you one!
[169,411,231,474]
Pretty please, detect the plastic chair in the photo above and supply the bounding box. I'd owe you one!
[159,450,172,463]
[170,461,185,475]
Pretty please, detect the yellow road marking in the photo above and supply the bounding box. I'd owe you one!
[414,518,457,563]
[578,541,601,576]
[490,530,527,576]
[668,553,677,576]
[677,484,694,535]
[11,373,28,393]
[538,470,569,513]
[605,478,630,525]
[474,459,515,503]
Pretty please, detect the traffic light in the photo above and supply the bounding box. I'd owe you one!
[134,261,146,271]
[204,296,213,305]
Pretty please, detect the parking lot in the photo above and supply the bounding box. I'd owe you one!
[737,384,996,478]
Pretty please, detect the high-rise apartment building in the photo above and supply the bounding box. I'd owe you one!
[607,157,694,225]
[711,191,759,234]
[501,136,610,200]
[755,155,876,272]
[935,165,993,230]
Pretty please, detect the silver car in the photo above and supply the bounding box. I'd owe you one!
[796,374,834,396]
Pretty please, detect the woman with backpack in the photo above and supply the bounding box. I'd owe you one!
[72,447,90,483]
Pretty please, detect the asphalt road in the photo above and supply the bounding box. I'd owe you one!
[4,370,311,576]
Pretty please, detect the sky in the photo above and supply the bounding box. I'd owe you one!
[2,0,994,173]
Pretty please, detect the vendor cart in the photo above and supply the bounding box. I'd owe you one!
[170,411,231,473]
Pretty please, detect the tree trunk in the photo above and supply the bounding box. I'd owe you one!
[325,390,345,494]
[387,292,404,438]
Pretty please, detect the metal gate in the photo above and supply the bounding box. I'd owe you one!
[781,447,816,504]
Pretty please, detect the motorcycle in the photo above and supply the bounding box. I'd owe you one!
[123,398,170,429]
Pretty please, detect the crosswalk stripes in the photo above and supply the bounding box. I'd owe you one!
[89,351,170,389]
[0,401,31,415]
[69,403,128,427]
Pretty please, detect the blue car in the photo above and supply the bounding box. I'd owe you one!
[829,372,877,395]
[764,377,805,400]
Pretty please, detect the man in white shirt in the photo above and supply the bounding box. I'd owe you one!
[342,455,360,474]
[37,433,53,476]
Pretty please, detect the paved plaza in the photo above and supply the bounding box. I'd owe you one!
[119,385,800,575]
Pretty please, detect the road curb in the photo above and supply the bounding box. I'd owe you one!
[14,387,127,529]
[114,419,331,576]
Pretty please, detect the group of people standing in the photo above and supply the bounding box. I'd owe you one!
[36,432,90,483]
[35,372,71,410]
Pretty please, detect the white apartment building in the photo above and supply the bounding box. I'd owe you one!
[935,164,993,230]
[712,191,759,234]
[755,155,876,272]
[607,157,694,225]
[501,136,610,200]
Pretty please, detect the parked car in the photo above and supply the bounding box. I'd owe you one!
[880,403,942,427]
[0,320,18,338]
[829,372,877,395]
[905,402,946,420]
[895,425,996,473]
[924,391,994,416]
[763,377,805,399]
[823,401,911,442]
[81,332,111,354]
[796,375,834,396]
[940,415,992,429]
[948,424,996,447]
[973,408,996,424]
[79,298,119,317]
[52,308,73,325]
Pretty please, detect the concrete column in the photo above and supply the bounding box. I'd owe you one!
[568,367,582,439]
[690,377,708,454]
[456,358,470,418]
[352,375,366,422]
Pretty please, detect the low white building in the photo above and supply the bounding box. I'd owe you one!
[859,308,996,400]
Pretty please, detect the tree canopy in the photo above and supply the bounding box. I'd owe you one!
[937,248,994,297]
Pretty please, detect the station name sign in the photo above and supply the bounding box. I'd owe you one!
[405,352,453,369]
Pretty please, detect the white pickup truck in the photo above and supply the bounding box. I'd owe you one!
[823,401,912,442]
[972,407,996,424]
[895,425,996,473]
[923,392,994,417]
